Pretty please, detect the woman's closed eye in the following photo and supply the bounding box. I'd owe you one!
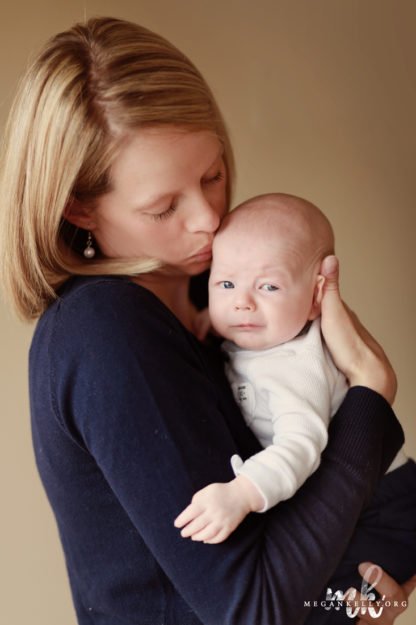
[202,170,224,185]
[149,171,223,222]
[151,204,177,222]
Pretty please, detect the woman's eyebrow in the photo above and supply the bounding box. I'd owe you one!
[133,191,173,212]
[133,147,224,211]
[209,145,224,164]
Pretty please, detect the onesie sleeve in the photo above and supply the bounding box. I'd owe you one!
[232,351,333,510]
[51,280,404,625]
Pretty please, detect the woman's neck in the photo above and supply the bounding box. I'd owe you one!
[132,271,198,333]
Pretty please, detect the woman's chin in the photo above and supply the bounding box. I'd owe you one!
[185,259,212,275]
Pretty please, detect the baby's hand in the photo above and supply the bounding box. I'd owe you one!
[174,475,264,544]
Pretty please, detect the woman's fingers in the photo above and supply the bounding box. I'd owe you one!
[351,563,416,624]
[401,574,416,600]
[359,562,416,603]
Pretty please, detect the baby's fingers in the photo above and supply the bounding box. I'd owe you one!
[177,514,210,539]
[174,503,199,529]
[192,523,225,543]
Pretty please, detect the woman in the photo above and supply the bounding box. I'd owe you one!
[0,17,413,625]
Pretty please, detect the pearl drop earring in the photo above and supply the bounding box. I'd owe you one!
[83,231,96,259]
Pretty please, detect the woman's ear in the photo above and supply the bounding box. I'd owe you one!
[308,274,325,320]
[63,198,96,230]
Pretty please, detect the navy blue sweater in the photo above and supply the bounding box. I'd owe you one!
[29,275,404,625]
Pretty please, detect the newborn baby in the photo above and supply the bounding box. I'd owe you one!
[175,193,407,545]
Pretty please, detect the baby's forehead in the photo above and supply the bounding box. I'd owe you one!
[217,206,312,250]
[213,228,311,278]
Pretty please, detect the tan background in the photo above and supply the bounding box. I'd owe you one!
[1,1,415,623]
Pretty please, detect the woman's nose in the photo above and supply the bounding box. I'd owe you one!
[185,194,221,233]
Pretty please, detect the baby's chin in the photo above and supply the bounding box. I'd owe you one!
[225,331,279,351]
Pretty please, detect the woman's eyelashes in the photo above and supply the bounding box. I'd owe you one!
[150,170,224,222]
[202,170,224,185]
[152,205,177,221]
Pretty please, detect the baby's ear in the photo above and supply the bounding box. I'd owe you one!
[308,274,325,320]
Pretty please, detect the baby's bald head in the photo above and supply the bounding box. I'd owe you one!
[209,194,335,349]
[216,193,334,270]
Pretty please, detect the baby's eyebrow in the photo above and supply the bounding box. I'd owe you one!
[258,263,293,277]
[210,266,236,276]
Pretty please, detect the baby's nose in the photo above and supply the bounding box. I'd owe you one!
[233,296,256,311]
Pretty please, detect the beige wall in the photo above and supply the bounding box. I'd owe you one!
[1,1,415,623]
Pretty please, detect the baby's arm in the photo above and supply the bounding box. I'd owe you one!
[175,346,336,543]
[174,375,328,544]
[174,473,264,544]
[232,346,337,511]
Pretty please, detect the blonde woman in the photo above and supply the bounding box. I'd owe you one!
[0,17,413,625]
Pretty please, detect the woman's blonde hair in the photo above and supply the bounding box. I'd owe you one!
[0,17,234,320]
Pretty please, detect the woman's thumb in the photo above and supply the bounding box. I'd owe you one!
[320,255,345,324]
[320,255,339,294]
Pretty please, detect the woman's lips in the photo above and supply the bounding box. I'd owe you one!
[190,244,212,261]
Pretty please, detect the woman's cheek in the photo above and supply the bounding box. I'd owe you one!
[209,185,227,219]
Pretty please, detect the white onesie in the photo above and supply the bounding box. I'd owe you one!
[223,318,348,511]
[224,318,406,511]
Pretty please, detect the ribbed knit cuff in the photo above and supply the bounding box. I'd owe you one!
[324,386,404,504]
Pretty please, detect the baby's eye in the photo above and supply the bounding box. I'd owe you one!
[260,284,279,292]
[219,281,235,289]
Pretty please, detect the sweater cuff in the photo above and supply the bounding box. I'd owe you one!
[324,386,404,503]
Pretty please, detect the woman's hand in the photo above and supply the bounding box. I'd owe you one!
[344,562,416,624]
[319,256,397,404]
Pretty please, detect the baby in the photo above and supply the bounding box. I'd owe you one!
[174,193,409,547]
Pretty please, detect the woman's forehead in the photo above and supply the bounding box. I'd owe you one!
[109,128,223,192]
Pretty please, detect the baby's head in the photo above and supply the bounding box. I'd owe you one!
[209,193,334,350]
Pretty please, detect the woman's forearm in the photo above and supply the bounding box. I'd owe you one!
[255,387,403,624]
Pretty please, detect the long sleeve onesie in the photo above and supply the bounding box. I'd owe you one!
[224,319,347,509]
[29,275,404,625]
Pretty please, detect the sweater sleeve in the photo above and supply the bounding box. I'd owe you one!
[51,279,404,625]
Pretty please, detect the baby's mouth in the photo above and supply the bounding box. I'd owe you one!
[232,323,263,329]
